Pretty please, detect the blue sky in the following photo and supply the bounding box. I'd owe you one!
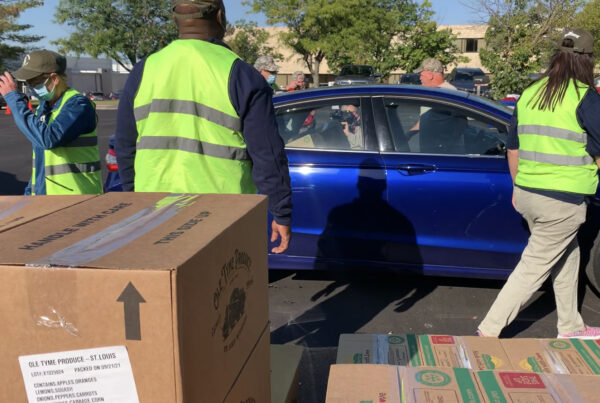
[18,0,478,51]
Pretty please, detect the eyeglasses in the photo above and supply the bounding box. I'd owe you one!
[27,74,52,87]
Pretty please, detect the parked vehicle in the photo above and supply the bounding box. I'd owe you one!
[0,95,6,109]
[103,85,600,292]
[398,73,422,85]
[335,65,381,86]
[88,92,106,101]
[447,67,490,97]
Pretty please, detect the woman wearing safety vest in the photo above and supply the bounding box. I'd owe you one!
[0,50,102,195]
[478,29,600,339]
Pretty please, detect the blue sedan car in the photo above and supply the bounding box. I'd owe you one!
[105,85,600,291]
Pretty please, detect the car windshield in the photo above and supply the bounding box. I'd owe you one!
[340,66,373,76]
[454,70,485,81]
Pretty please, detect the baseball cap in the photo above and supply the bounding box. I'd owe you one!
[171,0,222,19]
[560,28,594,54]
[13,50,66,81]
[414,58,443,74]
[254,55,279,72]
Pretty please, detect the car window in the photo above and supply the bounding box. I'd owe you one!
[340,66,372,76]
[383,98,507,156]
[276,99,364,151]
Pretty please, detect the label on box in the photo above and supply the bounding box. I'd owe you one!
[19,346,139,403]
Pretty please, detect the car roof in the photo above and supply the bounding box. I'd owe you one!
[273,84,512,119]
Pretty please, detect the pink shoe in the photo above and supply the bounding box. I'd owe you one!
[557,325,600,340]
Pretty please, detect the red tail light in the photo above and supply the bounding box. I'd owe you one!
[106,148,118,172]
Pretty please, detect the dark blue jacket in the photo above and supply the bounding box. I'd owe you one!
[115,39,292,225]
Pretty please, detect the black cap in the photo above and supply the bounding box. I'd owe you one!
[560,29,594,55]
[13,50,66,81]
[171,0,221,19]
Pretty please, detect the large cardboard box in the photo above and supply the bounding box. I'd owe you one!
[0,195,94,233]
[0,192,270,402]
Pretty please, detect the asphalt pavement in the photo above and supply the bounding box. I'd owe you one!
[1,108,600,402]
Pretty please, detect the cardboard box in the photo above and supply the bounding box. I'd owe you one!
[0,192,270,402]
[337,334,509,370]
[270,344,304,403]
[0,195,94,233]
[500,338,600,375]
[400,366,483,403]
[475,370,562,402]
[224,326,271,403]
[336,334,422,366]
[326,364,401,403]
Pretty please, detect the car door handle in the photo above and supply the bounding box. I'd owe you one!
[396,164,437,175]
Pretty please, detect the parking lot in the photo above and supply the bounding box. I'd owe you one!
[1,109,600,402]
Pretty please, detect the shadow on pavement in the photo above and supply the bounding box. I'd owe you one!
[0,171,27,195]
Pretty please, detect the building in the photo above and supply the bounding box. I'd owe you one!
[65,56,130,95]
[259,24,488,87]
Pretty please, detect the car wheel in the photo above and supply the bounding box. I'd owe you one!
[585,229,600,295]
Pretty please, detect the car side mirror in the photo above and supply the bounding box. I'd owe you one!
[474,76,490,85]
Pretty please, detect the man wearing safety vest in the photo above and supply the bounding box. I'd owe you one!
[478,29,600,339]
[115,0,292,253]
[0,50,102,195]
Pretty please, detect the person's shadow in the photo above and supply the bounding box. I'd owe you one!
[270,158,435,346]
[0,171,27,195]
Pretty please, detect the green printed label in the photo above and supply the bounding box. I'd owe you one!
[584,339,600,361]
[477,371,507,403]
[571,339,600,374]
[353,353,363,364]
[527,357,543,373]
[453,368,481,403]
[548,340,571,350]
[481,354,496,369]
[388,335,405,344]
[407,334,421,367]
[359,401,373,403]
[414,369,451,387]
[419,335,436,366]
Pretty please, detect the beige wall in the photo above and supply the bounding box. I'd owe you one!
[253,24,488,85]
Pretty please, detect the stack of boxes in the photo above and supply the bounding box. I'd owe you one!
[327,333,600,401]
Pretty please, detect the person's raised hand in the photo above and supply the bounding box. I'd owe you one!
[0,72,18,97]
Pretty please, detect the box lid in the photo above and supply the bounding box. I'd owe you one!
[0,192,267,271]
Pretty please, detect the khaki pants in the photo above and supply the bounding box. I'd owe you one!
[478,187,587,337]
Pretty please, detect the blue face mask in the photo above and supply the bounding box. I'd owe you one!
[33,77,55,102]
[267,74,276,85]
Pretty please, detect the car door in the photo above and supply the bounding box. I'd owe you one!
[374,95,529,277]
[269,96,388,270]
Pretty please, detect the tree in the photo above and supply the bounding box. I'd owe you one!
[463,0,582,98]
[574,0,600,58]
[247,0,463,84]
[246,0,331,87]
[317,0,463,80]
[226,20,282,66]
[0,0,43,70]
[53,0,178,72]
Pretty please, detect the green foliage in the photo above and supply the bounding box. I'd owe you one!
[246,0,463,83]
[226,20,282,66]
[478,0,582,99]
[53,0,178,71]
[0,0,43,70]
[574,0,600,58]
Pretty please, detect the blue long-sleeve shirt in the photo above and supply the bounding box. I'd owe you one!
[4,90,97,195]
[115,39,292,225]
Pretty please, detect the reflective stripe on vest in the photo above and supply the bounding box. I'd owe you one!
[515,78,598,195]
[34,88,103,195]
[133,40,256,194]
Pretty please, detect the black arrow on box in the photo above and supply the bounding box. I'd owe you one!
[117,282,146,341]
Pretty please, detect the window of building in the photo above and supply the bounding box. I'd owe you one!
[465,38,478,52]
